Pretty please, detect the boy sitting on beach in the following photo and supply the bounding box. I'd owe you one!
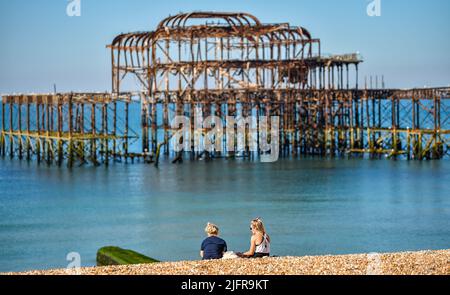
[200,223,227,260]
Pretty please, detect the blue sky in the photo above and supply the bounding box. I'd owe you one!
[0,0,449,93]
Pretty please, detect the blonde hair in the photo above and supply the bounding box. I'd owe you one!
[251,218,266,234]
[205,222,219,236]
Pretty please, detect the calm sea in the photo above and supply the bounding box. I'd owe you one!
[0,157,449,272]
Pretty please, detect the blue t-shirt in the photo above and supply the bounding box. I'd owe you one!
[201,236,227,260]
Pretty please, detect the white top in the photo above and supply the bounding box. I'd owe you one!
[255,234,270,254]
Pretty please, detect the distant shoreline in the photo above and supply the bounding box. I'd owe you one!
[4,249,449,275]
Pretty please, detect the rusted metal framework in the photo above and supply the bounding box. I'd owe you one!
[0,93,138,166]
[107,11,449,160]
[109,12,362,157]
[1,12,449,166]
[355,88,450,159]
[298,87,450,159]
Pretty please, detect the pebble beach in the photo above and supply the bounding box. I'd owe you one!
[4,249,449,275]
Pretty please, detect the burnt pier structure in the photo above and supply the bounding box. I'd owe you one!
[1,12,449,165]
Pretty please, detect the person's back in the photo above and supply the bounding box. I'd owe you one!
[254,233,270,257]
[200,223,227,260]
[201,235,227,260]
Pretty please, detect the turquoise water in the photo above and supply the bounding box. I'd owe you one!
[0,157,449,273]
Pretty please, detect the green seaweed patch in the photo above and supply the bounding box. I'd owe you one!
[97,246,160,266]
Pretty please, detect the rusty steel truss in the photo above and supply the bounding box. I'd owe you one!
[0,93,139,166]
[1,12,449,166]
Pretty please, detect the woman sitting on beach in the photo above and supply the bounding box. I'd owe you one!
[200,222,228,260]
[237,218,271,258]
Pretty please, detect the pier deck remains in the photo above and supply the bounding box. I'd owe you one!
[1,12,449,165]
